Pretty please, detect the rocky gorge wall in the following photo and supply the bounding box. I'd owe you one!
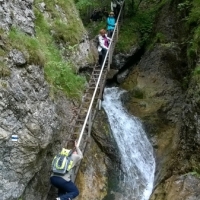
[0,0,35,35]
[115,0,200,199]
[1,0,200,200]
[0,0,75,196]
[0,63,74,199]
[0,0,110,200]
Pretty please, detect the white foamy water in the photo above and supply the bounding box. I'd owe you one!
[102,87,155,200]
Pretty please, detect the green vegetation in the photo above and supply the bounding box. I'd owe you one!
[0,61,10,77]
[0,0,87,98]
[116,7,155,52]
[154,32,166,43]
[184,171,200,178]
[75,0,160,53]
[116,0,200,54]
[0,29,7,57]
[0,48,6,57]
[192,65,200,76]
[45,61,85,98]
[177,0,191,18]
[76,0,200,57]
[187,26,200,60]
[8,27,46,66]
[186,0,200,25]
[33,5,86,99]
[137,13,154,45]
[115,18,138,53]
[36,0,85,45]
[75,0,98,10]
[186,0,200,61]
[131,87,144,99]
[87,21,107,37]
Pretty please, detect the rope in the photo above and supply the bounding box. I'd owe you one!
[77,1,125,148]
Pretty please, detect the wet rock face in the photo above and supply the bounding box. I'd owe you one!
[0,0,97,199]
[175,76,200,173]
[120,44,200,199]
[113,46,141,70]
[121,43,186,186]
[0,19,98,200]
[0,0,35,35]
[0,62,58,199]
[119,1,200,199]
[76,138,109,200]
[92,110,121,164]
[70,36,92,68]
[9,49,26,66]
[150,174,200,200]
[46,109,120,200]
[0,53,75,199]
[122,44,184,126]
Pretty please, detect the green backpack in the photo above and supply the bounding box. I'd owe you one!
[52,148,73,175]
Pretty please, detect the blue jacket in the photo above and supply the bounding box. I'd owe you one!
[107,17,115,31]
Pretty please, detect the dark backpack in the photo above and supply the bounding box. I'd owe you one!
[93,35,100,48]
[52,148,73,176]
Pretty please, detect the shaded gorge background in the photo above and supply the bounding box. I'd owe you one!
[1,0,200,200]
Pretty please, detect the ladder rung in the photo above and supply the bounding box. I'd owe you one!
[88,82,96,86]
[91,75,99,78]
[84,96,98,100]
[89,81,97,84]
[82,98,91,102]
[80,104,89,108]
[76,115,87,120]
[93,69,100,71]
[76,119,85,122]
[88,86,100,89]
[73,124,84,128]
[89,79,98,83]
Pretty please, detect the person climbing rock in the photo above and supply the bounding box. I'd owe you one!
[97,29,111,67]
[107,11,116,38]
[111,0,123,20]
[50,140,83,200]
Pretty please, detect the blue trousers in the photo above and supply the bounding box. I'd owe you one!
[50,176,79,200]
[101,48,107,66]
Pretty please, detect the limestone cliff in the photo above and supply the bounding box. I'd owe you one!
[117,0,200,199]
[1,0,200,200]
[0,0,101,200]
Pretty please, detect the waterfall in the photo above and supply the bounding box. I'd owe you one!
[102,87,155,200]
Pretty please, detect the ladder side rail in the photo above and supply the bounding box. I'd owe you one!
[107,1,124,70]
[70,0,126,185]
[45,3,125,199]
[77,55,110,147]
[76,0,125,150]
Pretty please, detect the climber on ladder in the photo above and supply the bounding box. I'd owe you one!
[50,140,83,200]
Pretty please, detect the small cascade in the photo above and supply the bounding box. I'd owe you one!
[102,87,155,200]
